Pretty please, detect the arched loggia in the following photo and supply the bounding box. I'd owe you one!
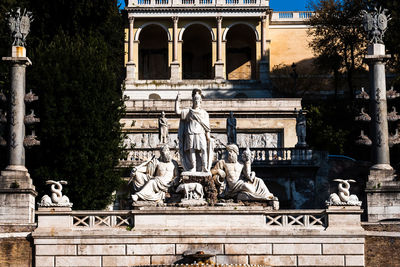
[182,24,212,79]
[138,24,169,79]
[226,24,256,80]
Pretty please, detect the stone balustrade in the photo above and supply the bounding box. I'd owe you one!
[33,206,365,266]
[127,0,269,7]
[271,11,314,22]
[36,207,358,230]
[119,147,315,167]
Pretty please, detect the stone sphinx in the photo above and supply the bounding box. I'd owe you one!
[211,144,275,201]
[131,146,179,203]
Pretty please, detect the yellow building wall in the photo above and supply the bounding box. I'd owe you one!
[269,27,314,71]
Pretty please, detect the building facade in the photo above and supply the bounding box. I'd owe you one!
[123,0,313,99]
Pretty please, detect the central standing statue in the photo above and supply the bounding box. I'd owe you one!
[175,89,213,172]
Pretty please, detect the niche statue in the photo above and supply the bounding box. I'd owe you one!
[226,111,237,144]
[295,109,307,148]
[158,111,168,144]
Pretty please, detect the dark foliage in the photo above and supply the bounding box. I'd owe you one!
[307,0,368,98]
[1,1,125,209]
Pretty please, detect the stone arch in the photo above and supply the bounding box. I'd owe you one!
[225,23,257,80]
[135,22,172,42]
[182,24,213,79]
[178,21,215,41]
[222,22,259,42]
[138,24,169,79]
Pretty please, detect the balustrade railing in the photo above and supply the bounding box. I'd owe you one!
[40,210,327,229]
[71,211,134,228]
[265,210,327,228]
[127,0,267,7]
[271,11,314,22]
[119,147,314,167]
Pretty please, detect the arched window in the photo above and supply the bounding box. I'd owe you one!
[139,25,169,79]
[182,24,212,79]
[226,24,256,80]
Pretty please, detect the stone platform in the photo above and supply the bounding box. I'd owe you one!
[33,206,365,266]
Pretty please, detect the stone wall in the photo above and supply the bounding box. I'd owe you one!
[33,207,365,267]
[0,225,36,267]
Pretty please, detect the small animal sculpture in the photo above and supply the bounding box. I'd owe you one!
[176,183,204,200]
[329,179,360,205]
[46,180,70,204]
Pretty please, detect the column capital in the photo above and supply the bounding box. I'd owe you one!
[216,16,223,22]
[172,16,179,23]
[128,16,135,23]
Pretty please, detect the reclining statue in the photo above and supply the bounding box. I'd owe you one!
[131,146,179,203]
[211,145,274,201]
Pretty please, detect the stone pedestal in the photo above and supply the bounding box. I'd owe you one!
[365,169,400,222]
[326,205,363,229]
[259,60,270,84]
[214,61,224,81]
[125,61,136,82]
[0,168,37,224]
[180,171,217,205]
[170,61,180,82]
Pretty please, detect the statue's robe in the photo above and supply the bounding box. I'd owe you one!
[178,108,211,171]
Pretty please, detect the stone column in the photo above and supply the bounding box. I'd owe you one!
[214,16,224,80]
[365,44,391,170]
[365,43,400,222]
[170,16,180,82]
[1,51,37,224]
[259,14,270,84]
[126,16,136,82]
[8,60,28,168]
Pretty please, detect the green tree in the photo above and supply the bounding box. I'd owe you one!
[307,0,368,98]
[0,1,125,209]
[374,0,400,83]
[28,32,124,209]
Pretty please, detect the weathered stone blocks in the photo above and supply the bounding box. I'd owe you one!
[273,243,322,255]
[36,245,76,256]
[298,255,345,266]
[102,256,150,266]
[127,244,175,255]
[78,245,125,255]
[250,255,297,266]
[225,243,272,255]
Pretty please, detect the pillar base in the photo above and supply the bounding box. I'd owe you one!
[125,61,136,82]
[259,60,270,84]
[170,61,181,82]
[370,163,393,171]
[0,167,37,224]
[214,61,224,81]
[366,168,400,222]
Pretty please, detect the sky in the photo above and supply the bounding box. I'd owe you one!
[270,0,309,11]
[118,0,310,11]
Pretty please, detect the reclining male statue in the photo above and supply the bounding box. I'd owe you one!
[211,144,275,201]
[131,146,179,203]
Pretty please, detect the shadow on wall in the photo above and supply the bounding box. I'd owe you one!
[270,58,373,99]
